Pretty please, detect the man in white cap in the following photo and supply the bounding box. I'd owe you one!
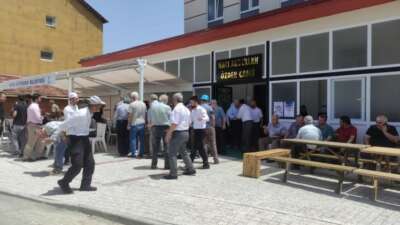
[57,95,106,194]
[63,92,80,165]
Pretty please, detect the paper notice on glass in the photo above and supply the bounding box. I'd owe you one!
[273,101,284,117]
[284,101,295,118]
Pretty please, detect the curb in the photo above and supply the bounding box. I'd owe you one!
[0,188,174,225]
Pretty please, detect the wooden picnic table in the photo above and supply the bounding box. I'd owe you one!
[361,146,400,171]
[282,139,370,166]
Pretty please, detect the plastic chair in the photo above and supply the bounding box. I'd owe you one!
[90,123,108,153]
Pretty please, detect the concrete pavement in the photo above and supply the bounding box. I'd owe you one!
[0,145,400,225]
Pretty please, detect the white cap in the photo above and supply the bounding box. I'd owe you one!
[88,96,106,105]
[68,92,78,99]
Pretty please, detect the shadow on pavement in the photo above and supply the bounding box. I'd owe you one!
[133,165,152,170]
[261,164,400,211]
[148,173,167,180]
[24,171,51,177]
[41,187,65,196]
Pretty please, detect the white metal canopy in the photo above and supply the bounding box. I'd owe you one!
[0,58,192,99]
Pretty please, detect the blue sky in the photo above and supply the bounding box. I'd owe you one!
[86,0,184,53]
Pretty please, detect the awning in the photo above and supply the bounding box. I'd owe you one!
[0,59,192,99]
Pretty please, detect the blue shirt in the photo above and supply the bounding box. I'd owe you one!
[114,103,129,121]
[201,103,214,128]
[214,106,226,128]
[226,104,238,120]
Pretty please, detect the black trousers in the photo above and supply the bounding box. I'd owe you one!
[116,120,130,156]
[241,121,253,153]
[61,135,94,188]
[215,127,224,154]
[251,122,261,152]
[191,129,209,166]
[229,119,242,148]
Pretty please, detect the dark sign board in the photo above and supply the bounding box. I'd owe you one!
[216,54,263,83]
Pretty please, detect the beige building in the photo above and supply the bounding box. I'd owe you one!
[0,0,107,76]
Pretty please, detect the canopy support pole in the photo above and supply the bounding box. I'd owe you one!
[137,59,147,101]
[67,73,74,93]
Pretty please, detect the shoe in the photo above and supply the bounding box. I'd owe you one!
[183,170,196,176]
[163,175,178,180]
[57,180,73,194]
[64,161,70,166]
[214,158,220,164]
[37,156,48,160]
[202,164,210,169]
[51,169,62,175]
[79,186,98,192]
[151,165,157,170]
[22,158,35,162]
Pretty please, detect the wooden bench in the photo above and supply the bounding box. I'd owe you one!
[301,153,399,167]
[242,149,290,178]
[269,156,355,194]
[353,169,400,201]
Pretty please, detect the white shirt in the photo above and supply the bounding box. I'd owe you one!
[170,103,191,131]
[63,104,78,121]
[297,124,322,149]
[237,104,252,122]
[250,107,263,123]
[191,106,209,129]
[59,107,92,136]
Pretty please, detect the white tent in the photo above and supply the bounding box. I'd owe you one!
[0,59,192,99]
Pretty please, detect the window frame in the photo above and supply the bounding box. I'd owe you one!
[40,50,54,61]
[208,0,224,23]
[240,0,260,14]
[45,15,57,28]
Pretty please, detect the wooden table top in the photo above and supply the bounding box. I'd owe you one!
[361,146,400,157]
[282,139,370,150]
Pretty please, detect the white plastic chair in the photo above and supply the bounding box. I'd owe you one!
[90,123,108,153]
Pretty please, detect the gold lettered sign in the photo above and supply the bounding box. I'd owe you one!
[216,54,263,83]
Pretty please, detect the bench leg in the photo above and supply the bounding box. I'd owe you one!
[336,172,344,195]
[283,162,290,183]
[373,178,379,201]
[243,155,260,178]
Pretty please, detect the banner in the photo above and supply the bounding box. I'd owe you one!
[0,75,56,90]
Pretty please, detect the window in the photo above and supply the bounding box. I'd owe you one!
[300,80,327,118]
[194,87,211,98]
[333,26,367,69]
[372,19,400,66]
[40,50,53,61]
[248,44,265,76]
[208,0,223,22]
[371,75,400,122]
[180,58,194,82]
[195,54,211,83]
[271,82,297,118]
[45,16,56,27]
[271,38,297,75]
[241,0,259,12]
[153,62,165,71]
[332,79,364,120]
[230,48,246,58]
[300,33,329,73]
[215,51,229,62]
[166,60,179,77]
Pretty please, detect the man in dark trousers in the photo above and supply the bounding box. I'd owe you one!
[57,96,105,194]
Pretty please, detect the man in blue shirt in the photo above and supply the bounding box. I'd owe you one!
[200,95,219,164]
[211,99,226,154]
[226,100,241,149]
[114,96,130,156]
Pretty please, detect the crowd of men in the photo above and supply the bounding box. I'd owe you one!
[2,89,399,193]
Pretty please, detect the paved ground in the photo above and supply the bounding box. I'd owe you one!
[0,193,125,225]
[1,144,400,225]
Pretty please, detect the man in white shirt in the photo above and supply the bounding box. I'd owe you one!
[164,93,196,180]
[57,96,105,194]
[63,92,80,165]
[236,99,253,153]
[250,99,263,151]
[190,96,210,169]
[297,115,322,150]
[127,92,147,158]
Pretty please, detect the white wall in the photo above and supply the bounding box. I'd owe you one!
[184,0,207,33]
